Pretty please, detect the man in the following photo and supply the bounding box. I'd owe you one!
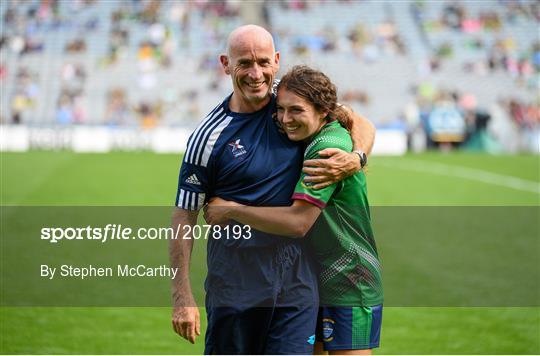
[170,24,375,354]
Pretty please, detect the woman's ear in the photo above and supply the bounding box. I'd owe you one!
[321,111,329,121]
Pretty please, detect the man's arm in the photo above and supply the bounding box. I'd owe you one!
[303,108,376,189]
[348,107,376,154]
[170,208,200,344]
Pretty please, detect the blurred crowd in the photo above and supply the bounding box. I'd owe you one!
[412,1,539,89]
[505,97,540,129]
[1,0,538,152]
[402,82,539,152]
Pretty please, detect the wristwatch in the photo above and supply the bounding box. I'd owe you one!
[353,150,368,169]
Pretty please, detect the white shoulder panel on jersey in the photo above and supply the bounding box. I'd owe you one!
[184,104,232,167]
[199,115,235,167]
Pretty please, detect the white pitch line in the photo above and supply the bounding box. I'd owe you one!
[377,158,540,195]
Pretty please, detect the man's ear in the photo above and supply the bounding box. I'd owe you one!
[219,54,231,75]
[274,51,280,71]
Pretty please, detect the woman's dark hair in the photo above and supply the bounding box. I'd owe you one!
[277,65,352,130]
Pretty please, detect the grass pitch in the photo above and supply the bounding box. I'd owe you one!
[1,151,539,354]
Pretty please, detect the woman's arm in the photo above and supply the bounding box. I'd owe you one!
[204,198,321,238]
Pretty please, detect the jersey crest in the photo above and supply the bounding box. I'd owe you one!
[228,139,247,158]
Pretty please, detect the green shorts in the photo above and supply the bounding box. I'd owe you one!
[315,305,383,350]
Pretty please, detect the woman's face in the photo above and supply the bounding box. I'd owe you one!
[276,88,327,141]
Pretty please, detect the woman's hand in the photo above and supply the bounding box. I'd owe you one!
[203,197,242,225]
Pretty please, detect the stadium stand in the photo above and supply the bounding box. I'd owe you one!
[0,0,538,152]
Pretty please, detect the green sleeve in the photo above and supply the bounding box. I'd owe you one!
[292,128,353,208]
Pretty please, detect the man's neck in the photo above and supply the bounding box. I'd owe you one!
[229,93,271,113]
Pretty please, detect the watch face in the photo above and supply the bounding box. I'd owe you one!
[359,152,367,167]
[354,151,367,168]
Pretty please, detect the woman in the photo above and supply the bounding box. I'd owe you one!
[204,65,383,355]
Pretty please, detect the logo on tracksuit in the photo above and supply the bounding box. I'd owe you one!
[322,318,335,342]
[185,174,201,185]
[228,139,247,158]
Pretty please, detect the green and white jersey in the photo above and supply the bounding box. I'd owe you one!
[292,120,383,307]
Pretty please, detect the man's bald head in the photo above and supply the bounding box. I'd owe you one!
[226,24,276,57]
[220,25,280,113]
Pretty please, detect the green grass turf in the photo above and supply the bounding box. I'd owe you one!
[1,151,539,354]
[1,151,538,206]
